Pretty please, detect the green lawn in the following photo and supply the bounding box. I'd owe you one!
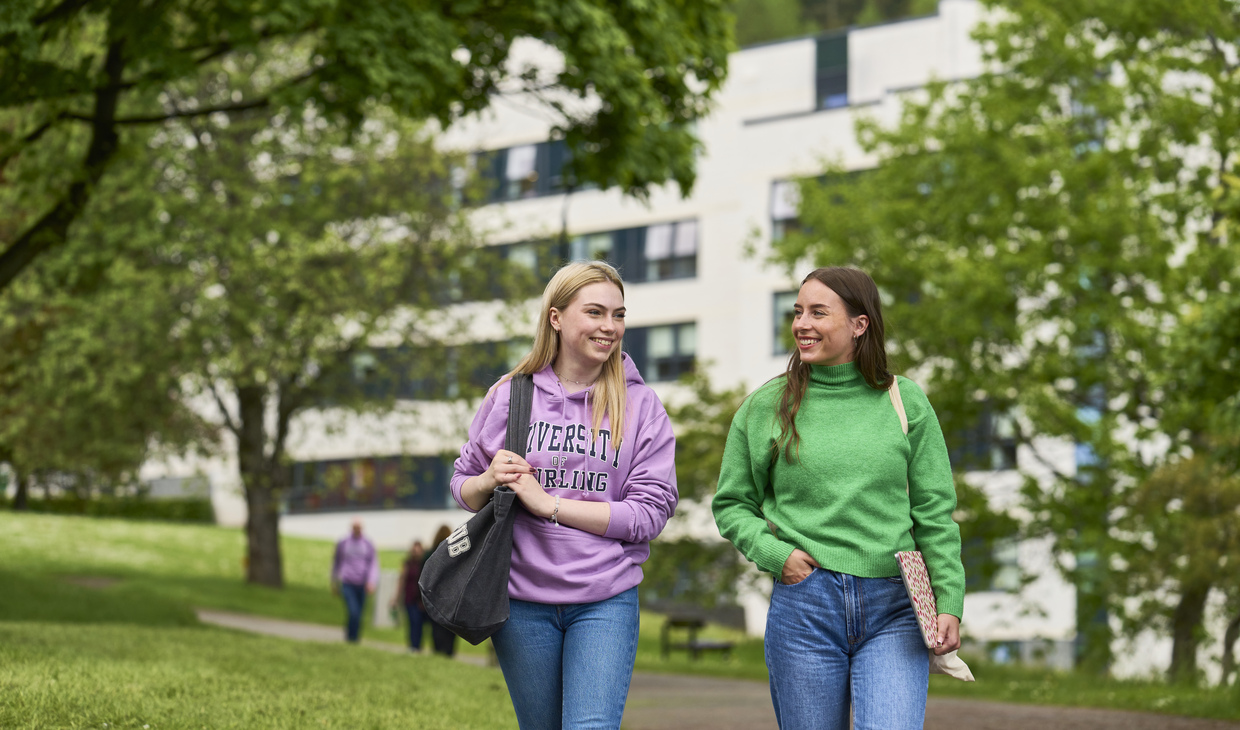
[4,511,1239,727]
[1,622,515,729]
[0,512,508,729]
[0,510,495,654]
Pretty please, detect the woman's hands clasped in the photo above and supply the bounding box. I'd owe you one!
[484,450,556,518]
[484,449,532,489]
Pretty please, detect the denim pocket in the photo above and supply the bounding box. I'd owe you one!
[778,567,816,587]
[884,576,906,585]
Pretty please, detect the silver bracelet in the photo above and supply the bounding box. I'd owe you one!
[550,495,560,526]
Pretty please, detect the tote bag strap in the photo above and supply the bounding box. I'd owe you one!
[888,378,908,437]
[505,373,535,458]
[888,378,916,542]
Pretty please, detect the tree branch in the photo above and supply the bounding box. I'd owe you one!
[33,0,94,26]
[206,380,241,437]
[0,39,124,292]
[64,68,319,126]
[0,116,60,173]
[1207,33,1239,72]
[65,97,268,125]
[1013,418,1075,483]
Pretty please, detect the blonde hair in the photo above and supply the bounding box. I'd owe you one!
[503,261,628,446]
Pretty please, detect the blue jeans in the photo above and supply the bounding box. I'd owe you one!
[491,587,639,730]
[764,568,928,730]
[404,603,426,650]
[340,582,367,643]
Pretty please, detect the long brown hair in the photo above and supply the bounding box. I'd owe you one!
[773,266,893,464]
[501,261,628,446]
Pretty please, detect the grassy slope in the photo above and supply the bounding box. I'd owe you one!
[3,512,1239,724]
[1,623,515,730]
[2,512,405,641]
[0,513,510,729]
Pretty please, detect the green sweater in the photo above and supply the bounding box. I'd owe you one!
[711,362,965,619]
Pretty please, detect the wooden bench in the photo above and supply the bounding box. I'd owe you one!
[660,615,734,661]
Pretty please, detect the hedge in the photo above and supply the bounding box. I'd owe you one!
[3,496,215,523]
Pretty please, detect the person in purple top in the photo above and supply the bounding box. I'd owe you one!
[452,261,678,730]
[331,519,379,643]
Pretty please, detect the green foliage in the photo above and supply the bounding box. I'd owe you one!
[651,370,752,610]
[926,657,1240,721]
[642,537,750,609]
[773,0,1240,674]
[0,496,214,523]
[0,135,211,487]
[731,0,941,47]
[955,478,1022,593]
[1114,451,1240,683]
[801,0,934,31]
[0,0,735,290]
[733,0,815,46]
[665,369,750,503]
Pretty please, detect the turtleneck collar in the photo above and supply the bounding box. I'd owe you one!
[809,361,865,387]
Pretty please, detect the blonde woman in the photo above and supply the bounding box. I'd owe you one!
[451,261,678,729]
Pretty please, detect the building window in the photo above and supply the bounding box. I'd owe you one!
[625,322,696,382]
[771,180,801,242]
[963,537,1022,593]
[568,220,698,283]
[504,144,539,199]
[478,140,572,203]
[320,341,515,404]
[286,455,456,513]
[950,408,1018,471]
[773,290,797,355]
[990,540,1022,592]
[643,220,698,281]
[570,232,614,263]
[816,33,849,109]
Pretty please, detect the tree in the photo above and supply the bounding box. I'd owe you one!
[0,139,209,510]
[1114,450,1240,684]
[640,370,751,610]
[130,95,486,587]
[0,0,733,292]
[664,369,750,505]
[773,0,1240,675]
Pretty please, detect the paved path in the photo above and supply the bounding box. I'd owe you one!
[195,609,1240,730]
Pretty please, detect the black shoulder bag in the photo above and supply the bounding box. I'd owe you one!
[418,373,533,645]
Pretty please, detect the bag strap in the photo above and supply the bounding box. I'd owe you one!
[888,378,908,437]
[505,373,534,458]
[888,378,916,542]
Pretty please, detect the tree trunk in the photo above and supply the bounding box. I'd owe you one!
[1073,523,1114,674]
[236,384,284,588]
[1219,610,1240,687]
[1168,580,1211,684]
[12,469,29,511]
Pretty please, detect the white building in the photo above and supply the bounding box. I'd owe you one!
[148,0,1109,672]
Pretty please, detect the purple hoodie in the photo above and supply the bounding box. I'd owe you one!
[451,353,678,604]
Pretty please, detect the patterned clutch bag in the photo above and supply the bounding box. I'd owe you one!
[888,380,975,681]
[894,550,939,649]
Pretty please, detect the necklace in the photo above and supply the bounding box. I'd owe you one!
[555,370,597,387]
